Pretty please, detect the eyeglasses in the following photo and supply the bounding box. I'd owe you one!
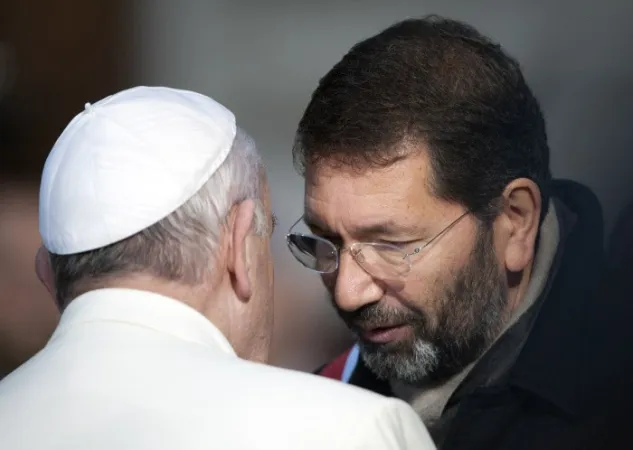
[286,211,469,279]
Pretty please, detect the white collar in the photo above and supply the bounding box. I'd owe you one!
[50,288,236,357]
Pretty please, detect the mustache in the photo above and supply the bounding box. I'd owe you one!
[336,301,423,330]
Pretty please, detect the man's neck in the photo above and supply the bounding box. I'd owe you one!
[91,275,211,314]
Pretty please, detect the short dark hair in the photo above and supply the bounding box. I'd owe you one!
[294,15,551,223]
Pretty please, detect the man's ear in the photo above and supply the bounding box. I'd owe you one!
[227,199,256,301]
[35,246,56,299]
[499,178,541,273]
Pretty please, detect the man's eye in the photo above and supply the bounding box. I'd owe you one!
[383,240,408,248]
[381,239,425,249]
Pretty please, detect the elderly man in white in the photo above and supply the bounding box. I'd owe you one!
[0,87,435,450]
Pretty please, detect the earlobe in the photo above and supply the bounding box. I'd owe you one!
[35,246,56,299]
[501,179,541,273]
[227,200,256,301]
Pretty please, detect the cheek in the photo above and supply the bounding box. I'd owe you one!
[414,227,475,282]
[395,247,469,311]
[391,272,440,313]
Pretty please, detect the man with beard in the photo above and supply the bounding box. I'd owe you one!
[286,15,631,450]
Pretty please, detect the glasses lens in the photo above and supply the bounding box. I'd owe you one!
[354,243,410,279]
[287,234,338,273]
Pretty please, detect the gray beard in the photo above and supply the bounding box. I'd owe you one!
[361,339,441,384]
[356,226,509,385]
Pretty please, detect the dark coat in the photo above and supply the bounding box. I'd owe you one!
[317,180,633,450]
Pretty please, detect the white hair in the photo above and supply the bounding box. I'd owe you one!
[50,127,267,302]
[156,127,267,248]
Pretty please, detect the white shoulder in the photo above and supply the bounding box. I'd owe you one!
[338,397,437,450]
[239,359,386,407]
[239,362,436,449]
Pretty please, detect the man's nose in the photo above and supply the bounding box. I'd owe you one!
[334,250,383,312]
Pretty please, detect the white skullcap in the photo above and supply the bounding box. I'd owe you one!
[39,86,236,255]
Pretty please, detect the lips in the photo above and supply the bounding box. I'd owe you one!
[359,324,411,344]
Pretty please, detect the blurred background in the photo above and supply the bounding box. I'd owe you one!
[1,0,632,376]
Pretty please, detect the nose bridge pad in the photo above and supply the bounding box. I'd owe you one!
[353,249,366,266]
[340,244,366,273]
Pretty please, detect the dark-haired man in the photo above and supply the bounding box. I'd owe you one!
[287,16,631,450]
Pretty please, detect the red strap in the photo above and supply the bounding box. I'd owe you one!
[319,348,353,380]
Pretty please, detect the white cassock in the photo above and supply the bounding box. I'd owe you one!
[0,288,436,450]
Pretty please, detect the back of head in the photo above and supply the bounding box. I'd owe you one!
[295,15,551,223]
[38,87,273,360]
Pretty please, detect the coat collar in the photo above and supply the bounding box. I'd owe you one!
[50,288,236,357]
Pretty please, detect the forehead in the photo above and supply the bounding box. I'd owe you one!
[304,153,448,233]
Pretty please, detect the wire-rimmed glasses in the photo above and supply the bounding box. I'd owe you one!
[286,211,469,279]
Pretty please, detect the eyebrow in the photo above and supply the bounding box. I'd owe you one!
[304,214,422,238]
